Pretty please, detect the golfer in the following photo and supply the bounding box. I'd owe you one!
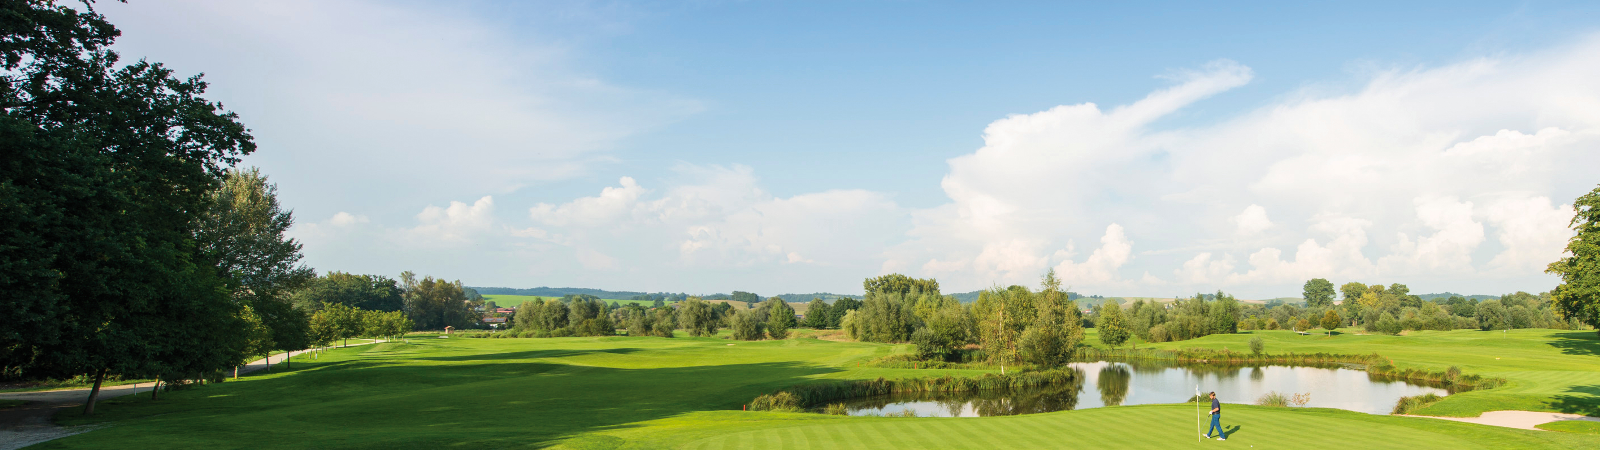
[1204,392,1227,440]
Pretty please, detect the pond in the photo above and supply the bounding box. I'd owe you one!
[832,361,1448,417]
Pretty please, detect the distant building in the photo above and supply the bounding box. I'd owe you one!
[482,317,507,324]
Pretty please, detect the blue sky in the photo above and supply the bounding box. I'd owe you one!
[101,1,1600,298]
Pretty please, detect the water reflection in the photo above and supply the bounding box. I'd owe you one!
[833,362,1448,417]
[1098,365,1130,407]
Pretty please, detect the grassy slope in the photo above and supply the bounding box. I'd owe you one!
[38,329,1600,449]
[1099,328,1600,417]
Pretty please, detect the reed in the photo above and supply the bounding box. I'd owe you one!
[1391,393,1445,415]
[746,368,1081,412]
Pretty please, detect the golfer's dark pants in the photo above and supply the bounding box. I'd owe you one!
[1208,414,1225,438]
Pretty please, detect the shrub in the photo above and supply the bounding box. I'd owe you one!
[824,403,849,415]
[1391,393,1444,415]
[1249,336,1264,355]
[1148,324,1170,343]
[1290,393,1311,407]
[1266,318,1281,330]
[1256,391,1289,407]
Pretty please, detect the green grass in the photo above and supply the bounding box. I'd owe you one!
[1538,420,1600,434]
[36,329,1600,449]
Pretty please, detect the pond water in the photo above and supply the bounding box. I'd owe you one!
[833,361,1448,417]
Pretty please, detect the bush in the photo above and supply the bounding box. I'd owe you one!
[824,403,849,415]
[1249,336,1264,355]
[1256,391,1289,407]
[1148,324,1170,343]
[1266,318,1281,330]
[1391,393,1444,414]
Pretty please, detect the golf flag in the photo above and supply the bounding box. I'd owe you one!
[1195,385,1201,442]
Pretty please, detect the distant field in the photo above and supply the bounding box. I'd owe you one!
[481,294,662,308]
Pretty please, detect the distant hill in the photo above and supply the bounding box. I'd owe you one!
[471,287,861,304]
[949,290,1086,303]
[472,286,653,299]
[1418,292,1500,301]
[774,293,862,303]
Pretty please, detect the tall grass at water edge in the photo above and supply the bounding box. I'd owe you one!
[748,369,1081,412]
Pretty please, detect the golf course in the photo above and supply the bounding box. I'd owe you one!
[27,328,1600,449]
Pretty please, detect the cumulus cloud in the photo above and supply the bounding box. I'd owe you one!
[406,196,497,244]
[1233,205,1274,237]
[890,38,1599,296]
[280,25,1596,297]
[1051,224,1137,287]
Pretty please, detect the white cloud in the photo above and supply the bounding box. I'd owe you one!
[529,177,646,227]
[329,212,368,227]
[101,0,700,219]
[1052,224,1135,287]
[1483,195,1576,273]
[406,196,496,244]
[1233,204,1273,237]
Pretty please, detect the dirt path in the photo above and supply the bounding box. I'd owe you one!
[1404,410,1600,430]
[0,340,385,450]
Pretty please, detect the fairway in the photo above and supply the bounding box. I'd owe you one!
[38,330,1600,449]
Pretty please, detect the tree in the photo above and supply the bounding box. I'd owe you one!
[236,305,274,379]
[730,291,760,307]
[400,273,476,330]
[764,299,796,339]
[320,302,364,347]
[651,307,676,337]
[1208,291,1241,335]
[291,272,404,312]
[1339,282,1367,307]
[731,309,765,340]
[1248,336,1265,355]
[1476,300,1510,331]
[1320,310,1342,336]
[916,301,972,361]
[828,297,862,328]
[0,1,257,414]
[196,167,314,360]
[975,287,1023,368]
[1303,279,1335,308]
[855,292,920,342]
[1549,184,1600,336]
[1021,269,1083,365]
[864,274,941,297]
[1097,304,1131,349]
[802,298,830,328]
[678,298,717,337]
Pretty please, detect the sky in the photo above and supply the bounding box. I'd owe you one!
[97,0,1600,298]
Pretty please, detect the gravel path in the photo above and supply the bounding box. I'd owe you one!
[0,340,384,450]
[1404,410,1600,430]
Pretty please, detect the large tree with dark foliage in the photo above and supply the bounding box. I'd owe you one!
[0,0,256,413]
[1549,184,1600,336]
[292,272,405,312]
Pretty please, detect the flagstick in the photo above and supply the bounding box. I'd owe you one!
[1196,385,1201,442]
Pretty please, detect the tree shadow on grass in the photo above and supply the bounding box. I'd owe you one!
[49,353,845,449]
[411,347,640,362]
[1546,332,1600,358]
[1547,385,1600,417]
